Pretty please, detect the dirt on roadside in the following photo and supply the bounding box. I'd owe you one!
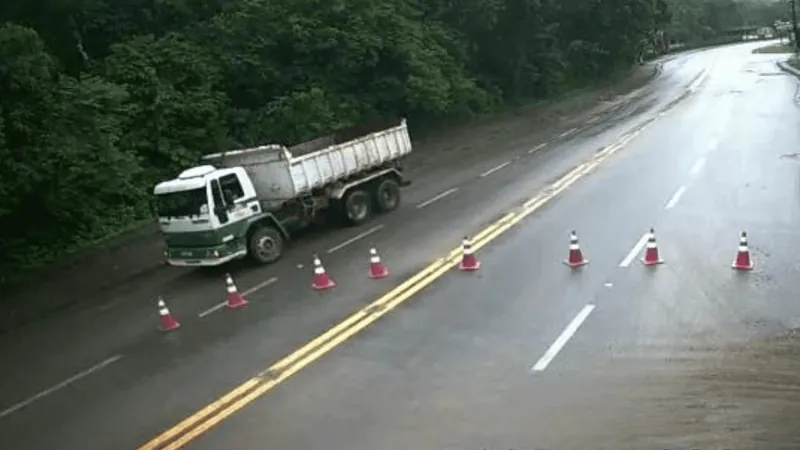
[0,61,662,334]
[622,330,800,449]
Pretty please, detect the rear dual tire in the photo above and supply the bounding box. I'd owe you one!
[340,178,401,226]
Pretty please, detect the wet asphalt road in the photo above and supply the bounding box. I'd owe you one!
[3,42,800,449]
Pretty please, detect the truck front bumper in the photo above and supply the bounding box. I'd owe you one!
[164,244,247,267]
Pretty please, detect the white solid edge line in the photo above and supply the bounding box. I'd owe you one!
[665,185,687,210]
[415,187,459,209]
[480,161,511,177]
[688,70,708,92]
[619,232,650,267]
[528,143,548,154]
[0,354,123,419]
[689,157,706,175]
[531,304,596,372]
[327,224,385,253]
[199,277,279,317]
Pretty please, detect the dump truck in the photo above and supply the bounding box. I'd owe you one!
[153,118,412,267]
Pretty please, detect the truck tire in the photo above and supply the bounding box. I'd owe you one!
[248,225,284,264]
[374,178,401,213]
[342,189,372,226]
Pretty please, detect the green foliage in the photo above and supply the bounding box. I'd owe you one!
[0,0,787,287]
[664,0,790,45]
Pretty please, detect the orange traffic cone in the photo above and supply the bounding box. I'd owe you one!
[157,297,180,331]
[225,273,248,309]
[368,247,390,279]
[564,230,589,268]
[641,228,663,265]
[459,237,480,271]
[312,254,336,290]
[732,231,754,270]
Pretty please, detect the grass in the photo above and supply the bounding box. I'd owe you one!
[753,42,796,54]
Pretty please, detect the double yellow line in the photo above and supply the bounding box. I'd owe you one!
[139,127,647,450]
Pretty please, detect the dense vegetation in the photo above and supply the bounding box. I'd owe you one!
[0,0,790,288]
[667,0,790,44]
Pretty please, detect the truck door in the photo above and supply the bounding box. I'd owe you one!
[217,172,257,223]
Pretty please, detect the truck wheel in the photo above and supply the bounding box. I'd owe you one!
[342,189,372,226]
[375,178,401,213]
[248,225,284,264]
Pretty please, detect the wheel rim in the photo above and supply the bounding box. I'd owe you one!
[348,196,368,220]
[350,202,367,220]
[255,236,276,259]
[381,189,397,208]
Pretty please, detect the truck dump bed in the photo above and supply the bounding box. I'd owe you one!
[202,118,411,203]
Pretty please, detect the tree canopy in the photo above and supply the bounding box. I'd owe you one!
[665,0,790,43]
[0,0,788,288]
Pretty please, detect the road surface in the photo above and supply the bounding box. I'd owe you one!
[3,42,800,449]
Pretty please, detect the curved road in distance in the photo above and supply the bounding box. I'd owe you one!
[3,41,799,449]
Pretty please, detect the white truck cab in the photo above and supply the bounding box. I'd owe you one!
[154,165,263,266]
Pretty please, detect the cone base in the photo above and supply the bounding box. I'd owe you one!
[641,258,664,266]
[732,261,755,271]
[159,318,181,332]
[227,296,249,309]
[312,278,336,291]
[459,261,481,271]
[369,266,390,279]
[563,258,589,268]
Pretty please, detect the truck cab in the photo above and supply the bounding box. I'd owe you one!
[154,165,265,266]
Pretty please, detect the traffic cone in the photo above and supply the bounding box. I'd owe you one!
[225,273,248,309]
[641,228,663,265]
[732,231,754,270]
[311,254,336,290]
[157,297,180,331]
[368,247,390,279]
[459,236,480,271]
[563,230,589,268]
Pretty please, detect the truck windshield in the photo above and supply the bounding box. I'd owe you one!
[156,188,209,218]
